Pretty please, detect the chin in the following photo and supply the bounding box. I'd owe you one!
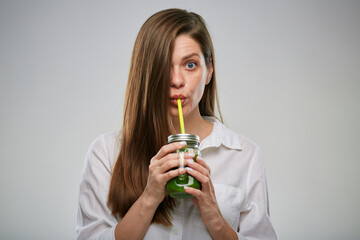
[169,108,179,117]
[169,104,193,119]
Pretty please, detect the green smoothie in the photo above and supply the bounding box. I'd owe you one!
[166,134,201,198]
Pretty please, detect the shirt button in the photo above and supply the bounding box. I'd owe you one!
[173,228,179,235]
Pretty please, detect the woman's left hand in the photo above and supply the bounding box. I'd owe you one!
[184,156,237,240]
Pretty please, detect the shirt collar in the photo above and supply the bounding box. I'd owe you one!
[200,117,243,151]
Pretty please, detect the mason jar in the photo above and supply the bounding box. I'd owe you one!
[166,133,201,198]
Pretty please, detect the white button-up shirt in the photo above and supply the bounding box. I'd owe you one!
[77,118,277,240]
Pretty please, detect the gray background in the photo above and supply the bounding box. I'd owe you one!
[1,0,359,239]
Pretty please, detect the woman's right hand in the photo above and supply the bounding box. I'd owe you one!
[143,141,189,205]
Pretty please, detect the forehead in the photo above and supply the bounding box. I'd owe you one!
[172,34,202,57]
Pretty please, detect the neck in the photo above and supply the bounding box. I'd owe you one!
[172,107,213,142]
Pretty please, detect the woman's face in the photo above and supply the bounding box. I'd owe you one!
[169,34,213,118]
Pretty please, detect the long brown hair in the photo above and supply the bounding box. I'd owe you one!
[107,8,221,226]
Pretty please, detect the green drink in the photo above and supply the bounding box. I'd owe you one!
[166,134,201,198]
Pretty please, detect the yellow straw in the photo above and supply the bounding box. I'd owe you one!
[177,99,185,134]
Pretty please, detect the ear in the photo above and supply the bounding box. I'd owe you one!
[205,60,213,85]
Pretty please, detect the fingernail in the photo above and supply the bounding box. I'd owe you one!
[179,141,186,146]
[187,159,194,165]
[184,186,189,190]
[186,167,193,172]
[187,153,195,158]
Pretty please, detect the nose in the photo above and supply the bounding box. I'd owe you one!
[170,67,184,89]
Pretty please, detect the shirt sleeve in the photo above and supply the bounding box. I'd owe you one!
[237,147,277,240]
[76,135,118,240]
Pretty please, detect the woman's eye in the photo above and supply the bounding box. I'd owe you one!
[185,62,196,69]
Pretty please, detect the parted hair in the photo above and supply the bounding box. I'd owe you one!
[107,8,221,226]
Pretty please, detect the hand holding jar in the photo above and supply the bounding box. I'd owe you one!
[143,141,194,205]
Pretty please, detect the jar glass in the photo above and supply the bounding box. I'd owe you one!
[166,133,201,198]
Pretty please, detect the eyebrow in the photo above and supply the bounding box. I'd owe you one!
[182,53,200,61]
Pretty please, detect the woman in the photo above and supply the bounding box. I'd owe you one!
[77,8,277,240]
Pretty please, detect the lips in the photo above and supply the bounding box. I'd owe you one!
[170,94,187,106]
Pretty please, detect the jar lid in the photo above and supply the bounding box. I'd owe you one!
[168,134,200,143]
